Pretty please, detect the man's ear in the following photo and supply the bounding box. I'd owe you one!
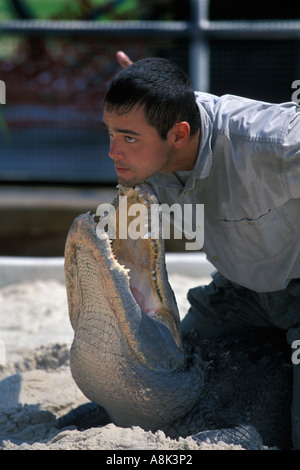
[168,122,191,148]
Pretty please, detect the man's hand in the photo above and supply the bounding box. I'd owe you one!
[116,51,133,68]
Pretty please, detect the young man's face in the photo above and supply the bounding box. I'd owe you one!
[103,104,177,187]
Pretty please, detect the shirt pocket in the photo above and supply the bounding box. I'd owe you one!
[216,209,296,264]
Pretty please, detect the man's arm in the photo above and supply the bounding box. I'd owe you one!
[116,51,133,68]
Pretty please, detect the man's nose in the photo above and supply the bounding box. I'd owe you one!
[108,140,124,160]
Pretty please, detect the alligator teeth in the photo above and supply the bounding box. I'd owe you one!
[143,232,152,239]
[145,309,156,318]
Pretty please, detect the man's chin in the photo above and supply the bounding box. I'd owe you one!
[116,175,146,187]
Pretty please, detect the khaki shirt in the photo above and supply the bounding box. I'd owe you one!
[148,92,300,292]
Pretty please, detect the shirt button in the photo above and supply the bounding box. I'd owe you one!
[183,190,190,195]
[212,256,219,262]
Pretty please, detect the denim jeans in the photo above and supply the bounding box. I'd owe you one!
[181,271,300,449]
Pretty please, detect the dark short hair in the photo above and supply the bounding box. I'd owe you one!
[104,57,200,140]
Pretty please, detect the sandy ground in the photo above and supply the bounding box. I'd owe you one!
[0,273,246,450]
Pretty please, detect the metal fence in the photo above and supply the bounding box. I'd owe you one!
[0,0,299,184]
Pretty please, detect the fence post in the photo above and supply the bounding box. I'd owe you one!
[189,0,210,92]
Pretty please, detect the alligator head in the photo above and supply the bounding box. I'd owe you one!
[64,183,204,433]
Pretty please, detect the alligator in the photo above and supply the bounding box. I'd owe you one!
[60,183,292,450]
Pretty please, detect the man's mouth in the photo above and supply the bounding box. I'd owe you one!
[115,165,130,174]
[116,166,129,172]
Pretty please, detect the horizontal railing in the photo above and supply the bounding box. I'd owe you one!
[0,18,299,39]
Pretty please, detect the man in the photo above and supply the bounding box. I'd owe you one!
[102,51,300,448]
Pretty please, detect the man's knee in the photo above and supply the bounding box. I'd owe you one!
[182,284,224,338]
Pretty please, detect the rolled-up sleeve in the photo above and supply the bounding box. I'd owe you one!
[282,109,300,199]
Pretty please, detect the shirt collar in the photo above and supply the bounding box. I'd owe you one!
[192,97,213,179]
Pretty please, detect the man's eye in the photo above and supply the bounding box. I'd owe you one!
[125,136,136,143]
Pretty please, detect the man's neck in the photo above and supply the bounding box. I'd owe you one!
[173,130,201,172]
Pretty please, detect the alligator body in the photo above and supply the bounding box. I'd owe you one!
[62,184,292,449]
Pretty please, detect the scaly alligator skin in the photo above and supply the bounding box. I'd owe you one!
[62,183,292,449]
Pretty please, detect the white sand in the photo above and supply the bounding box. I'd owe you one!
[0,273,245,450]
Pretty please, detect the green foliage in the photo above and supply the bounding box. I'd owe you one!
[0,0,143,20]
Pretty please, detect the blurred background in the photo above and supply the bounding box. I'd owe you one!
[0,0,299,256]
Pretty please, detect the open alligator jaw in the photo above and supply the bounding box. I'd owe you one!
[64,183,182,364]
[95,183,182,348]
